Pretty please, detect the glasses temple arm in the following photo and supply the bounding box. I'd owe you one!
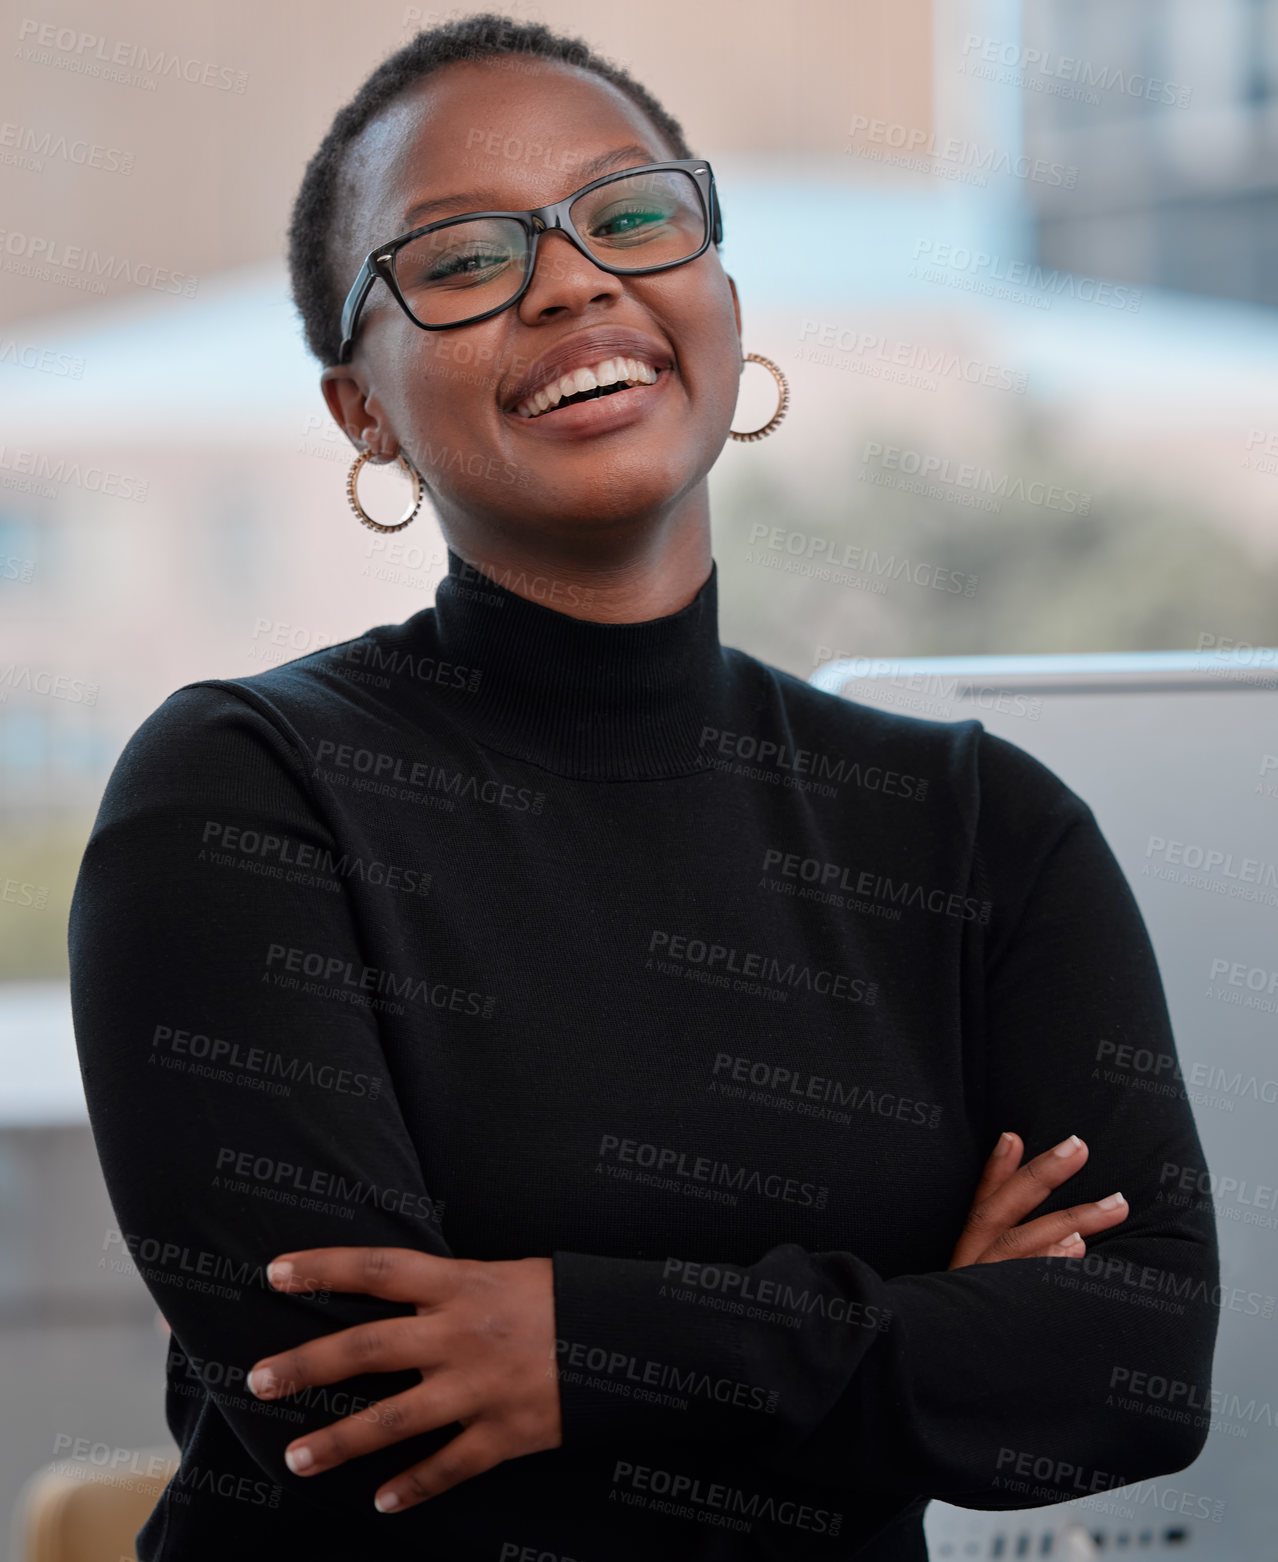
[337,257,381,364]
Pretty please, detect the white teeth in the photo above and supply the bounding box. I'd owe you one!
[514,355,661,418]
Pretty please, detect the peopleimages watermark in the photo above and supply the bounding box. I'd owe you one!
[846,115,1077,188]
[299,415,533,488]
[0,443,148,501]
[1142,833,1278,908]
[1206,955,1278,1019]
[0,663,98,704]
[698,719,931,800]
[452,553,598,610]
[1196,633,1278,665]
[760,846,993,924]
[746,522,978,599]
[0,554,35,582]
[1,229,196,298]
[100,1226,328,1303]
[958,33,1193,109]
[1243,428,1278,476]
[361,533,447,593]
[212,1145,442,1226]
[312,740,545,817]
[200,819,432,898]
[1157,1159,1278,1231]
[416,442,531,488]
[861,440,1091,513]
[264,943,498,1020]
[401,5,474,31]
[660,1256,893,1333]
[151,1021,383,1101]
[1081,1478,1226,1528]
[457,121,627,177]
[297,414,345,463]
[1159,1159,1278,1209]
[745,538,888,596]
[1107,1365,1277,1440]
[51,1436,176,1479]
[796,317,1026,395]
[609,1461,844,1538]
[810,650,1045,723]
[1194,633,1278,689]
[1092,1027,1278,1113]
[248,618,336,665]
[555,1334,779,1417]
[993,1447,1126,1499]
[0,336,85,376]
[324,639,482,693]
[594,1132,829,1211]
[50,1435,278,1509]
[910,239,1142,313]
[0,120,134,174]
[710,1052,943,1131]
[165,1343,388,1429]
[2,877,48,909]
[649,930,878,1006]
[1045,1243,1269,1321]
[16,19,248,93]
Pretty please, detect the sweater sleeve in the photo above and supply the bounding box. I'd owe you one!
[551,732,1221,1506]
[69,682,459,1517]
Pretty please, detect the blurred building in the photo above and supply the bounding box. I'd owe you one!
[1022,0,1278,307]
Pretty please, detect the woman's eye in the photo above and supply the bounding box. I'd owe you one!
[427,250,509,282]
[395,247,512,289]
[592,206,672,241]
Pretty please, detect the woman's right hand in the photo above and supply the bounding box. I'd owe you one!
[948,1131,1129,1269]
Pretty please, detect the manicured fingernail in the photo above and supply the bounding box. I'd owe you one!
[993,1132,1014,1156]
[1098,1191,1126,1210]
[267,1260,293,1286]
[1061,1231,1082,1246]
[374,1489,400,1512]
[285,1445,313,1474]
[247,1368,276,1398]
[1053,1134,1084,1157]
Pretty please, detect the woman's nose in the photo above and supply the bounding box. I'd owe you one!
[516,227,625,316]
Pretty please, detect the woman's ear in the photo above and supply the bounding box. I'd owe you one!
[319,364,379,451]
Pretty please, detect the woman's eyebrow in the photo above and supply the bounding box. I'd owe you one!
[400,141,655,226]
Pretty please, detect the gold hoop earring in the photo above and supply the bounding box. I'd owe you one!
[728,352,790,441]
[346,449,424,533]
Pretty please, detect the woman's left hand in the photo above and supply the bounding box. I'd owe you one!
[247,1248,562,1513]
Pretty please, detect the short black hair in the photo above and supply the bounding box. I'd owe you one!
[288,11,698,367]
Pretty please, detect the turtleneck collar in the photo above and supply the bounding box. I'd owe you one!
[427,545,729,781]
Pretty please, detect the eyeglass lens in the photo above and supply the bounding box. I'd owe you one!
[390,169,707,327]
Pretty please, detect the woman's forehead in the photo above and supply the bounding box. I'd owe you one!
[343,59,669,239]
[378,65,661,188]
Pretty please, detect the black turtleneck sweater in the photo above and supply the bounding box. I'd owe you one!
[69,547,1219,1561]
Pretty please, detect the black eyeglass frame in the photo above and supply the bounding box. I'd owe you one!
[335,158,722,363]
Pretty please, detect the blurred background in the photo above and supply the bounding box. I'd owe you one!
[2,0,1277,1555]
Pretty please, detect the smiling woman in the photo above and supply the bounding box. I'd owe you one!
[69,10,1219,1562]
[298,31,744,568]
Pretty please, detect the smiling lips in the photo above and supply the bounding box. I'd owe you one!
[513,356,661,419]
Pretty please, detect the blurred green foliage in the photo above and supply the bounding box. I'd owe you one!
[0,816,94,980]
[713,414,1278,679]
